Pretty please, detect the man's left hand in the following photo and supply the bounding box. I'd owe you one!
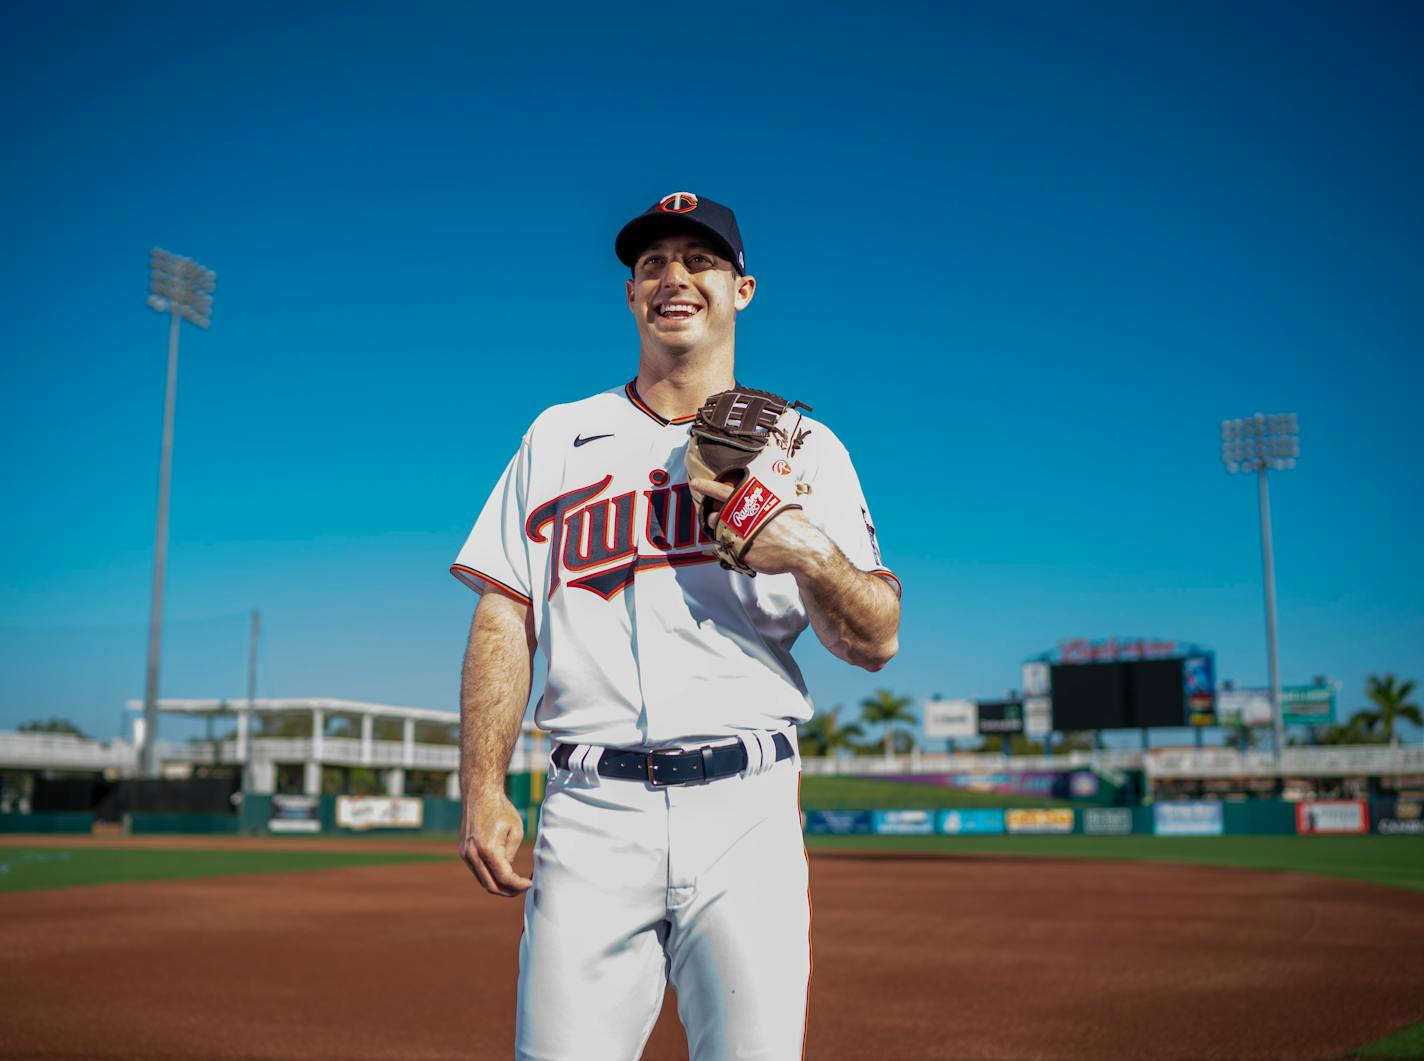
[688,478,834,577]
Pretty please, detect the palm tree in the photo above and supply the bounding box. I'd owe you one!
[1359,675,1422,746]
[798,706,865,758]
[858,689,917,759]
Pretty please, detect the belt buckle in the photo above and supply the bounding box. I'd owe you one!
[647,748,683,787]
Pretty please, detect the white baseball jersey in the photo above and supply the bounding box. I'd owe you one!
[451,380,899,748]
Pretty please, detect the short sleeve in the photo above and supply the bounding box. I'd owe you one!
[450,435,534,604]
[801,434,901,598]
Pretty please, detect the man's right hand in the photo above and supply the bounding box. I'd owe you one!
[459,791,533,898]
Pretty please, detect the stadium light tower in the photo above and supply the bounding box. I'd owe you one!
[140,249,216,777]
[1221,413,1299,765]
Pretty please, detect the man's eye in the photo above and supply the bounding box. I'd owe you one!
[690,255,710,265]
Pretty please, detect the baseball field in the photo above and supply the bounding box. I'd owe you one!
[3,833,1422,1060]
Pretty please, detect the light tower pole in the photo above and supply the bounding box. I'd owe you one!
[140,248,216,777]
[1221,413,1299,765]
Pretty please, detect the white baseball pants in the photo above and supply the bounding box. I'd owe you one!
[514,738,811,1061]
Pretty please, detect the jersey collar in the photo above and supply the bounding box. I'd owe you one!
[624,379,698,427]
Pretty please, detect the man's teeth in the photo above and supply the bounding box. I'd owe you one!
[659,305,699,318]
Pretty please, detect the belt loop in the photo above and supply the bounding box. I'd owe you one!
[735,732,760,778]
[754,731,776,775]
[571,744,601,786]
[700,744,716,782]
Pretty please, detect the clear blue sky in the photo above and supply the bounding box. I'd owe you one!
[2,1,1421,744]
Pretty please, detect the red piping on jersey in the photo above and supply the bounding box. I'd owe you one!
[624,380,697,426]
[872,570,902,597]
[449,564,533,606]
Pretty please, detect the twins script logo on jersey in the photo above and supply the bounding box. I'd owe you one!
[525,468,716,600]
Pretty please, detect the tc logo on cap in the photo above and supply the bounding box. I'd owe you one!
[658,191,699,214]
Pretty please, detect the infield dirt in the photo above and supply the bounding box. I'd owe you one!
[3,840,1422,1060]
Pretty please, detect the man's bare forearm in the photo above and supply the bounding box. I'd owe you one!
[460,591,537,802]
[791,537,900,671]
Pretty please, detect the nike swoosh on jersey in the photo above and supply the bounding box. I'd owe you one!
[573,433,614,447]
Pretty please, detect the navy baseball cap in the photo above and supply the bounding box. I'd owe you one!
[615,192,746,274]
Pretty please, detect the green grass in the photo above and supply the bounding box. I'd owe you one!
[0,846,445,894]
[804,835,1424,892]
[1354,1020,1424,1058]
[798,775,1078,810]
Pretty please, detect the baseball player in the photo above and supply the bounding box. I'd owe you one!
[452,191,901,1060]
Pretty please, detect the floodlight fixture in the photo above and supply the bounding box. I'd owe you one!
[1220,412,1300,768]
[139,248,217,777]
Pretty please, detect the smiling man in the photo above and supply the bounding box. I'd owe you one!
[451,191,901,1060]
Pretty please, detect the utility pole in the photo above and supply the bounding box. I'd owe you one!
[1221,413,1299,766]
[140,248,216,777]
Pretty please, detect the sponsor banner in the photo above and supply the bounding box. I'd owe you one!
[923,698,977,741]
[1372,798,1424,836]
[1024,696,1053,739]
[1218,685,1338,728]
[1022,662,1051,697]
[1281,685,1336,726]
[335,796,423,831]
[1296,800,1367,835]
[872,809,935,835]
[881,771,1086,800]
[1005,809,1075,834]
[1069,772,1100,799]
[937,809,1005,835]
[803,810,873,835]
[1184,655,1216,726]
[1083,808,1134,835]
[1154,800,1223,836]
[268,794,320,834]
[977,700,1024,735]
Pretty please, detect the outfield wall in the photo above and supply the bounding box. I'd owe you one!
[805,798,1419,837]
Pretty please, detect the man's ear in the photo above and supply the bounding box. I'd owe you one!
[626,278,635,309]
[734,273,756,312]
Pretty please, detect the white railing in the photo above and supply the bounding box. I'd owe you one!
[0,732,136,771]
[797,750,1140,776]
[1147,745,1424,778]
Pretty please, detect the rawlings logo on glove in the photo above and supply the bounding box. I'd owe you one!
[684,387,810,576]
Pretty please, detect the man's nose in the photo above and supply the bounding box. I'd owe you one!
[659,258,691,287]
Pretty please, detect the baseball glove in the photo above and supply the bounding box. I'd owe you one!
[685,387,812,576]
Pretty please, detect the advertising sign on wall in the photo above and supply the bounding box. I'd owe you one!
[803,810,873,835]
[1217,685,1337,728]
[1295,800,1367,835]
[1372,798,1424,836]
[937,809,1005,835]
[1022,662,1051,697]
[1023,696,1053,738]
[268,794,320,833]
[872,809,935,835]
[1083,808,1134,835]
[1183,655,1216,726]
[1005,809,1075,834]
[1153,800,1224,836]
[336,796,423,831]
[923,699,978,741]
[978,700,1025,736]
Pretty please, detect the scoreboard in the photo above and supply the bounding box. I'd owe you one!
[1039,644,1215,731]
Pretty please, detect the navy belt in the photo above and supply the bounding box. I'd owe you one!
[552,733,794,786]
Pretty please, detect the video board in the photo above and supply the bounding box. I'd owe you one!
[1047,656,1208,730]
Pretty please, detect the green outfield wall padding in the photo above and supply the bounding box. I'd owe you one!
[129,813,239,835]
[506,772,534,810]
[422,798,462,832]
[1223,800,1297,835]
[238,794,273,833]
[0,811,93,834]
